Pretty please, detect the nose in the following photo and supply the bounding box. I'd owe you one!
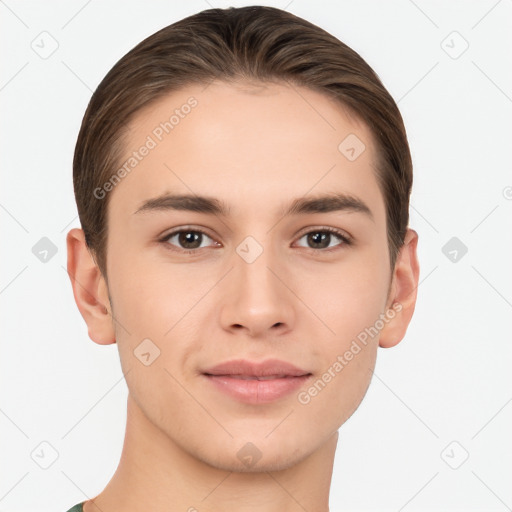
[219,240,295,337]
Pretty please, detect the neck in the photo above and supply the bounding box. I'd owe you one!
[84,393,339,512]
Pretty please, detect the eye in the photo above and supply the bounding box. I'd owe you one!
[295,227,352,252]
[159,228,219,254]
[159,226,352,255]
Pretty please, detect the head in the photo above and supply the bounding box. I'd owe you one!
[67,6,419,472]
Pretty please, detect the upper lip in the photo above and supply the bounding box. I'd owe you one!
[203,358,311,378]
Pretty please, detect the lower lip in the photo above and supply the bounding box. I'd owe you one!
[203,374,312,404]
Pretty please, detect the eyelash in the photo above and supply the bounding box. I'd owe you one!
[158,226,352,255]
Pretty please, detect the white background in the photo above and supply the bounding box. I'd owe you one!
[1,1,511,511]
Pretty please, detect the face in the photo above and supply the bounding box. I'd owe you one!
[102,80,394,472]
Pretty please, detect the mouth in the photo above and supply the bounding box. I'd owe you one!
[203,373,306,380]
[201,359,313,404]
[202,358,311,378]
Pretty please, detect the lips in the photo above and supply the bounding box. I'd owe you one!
[202,358,311,378]
[202,359,312,404]
[231,375,289,380]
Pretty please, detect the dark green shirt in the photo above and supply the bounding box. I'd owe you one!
[65,503,84,512]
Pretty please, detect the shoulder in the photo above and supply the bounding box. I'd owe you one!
[63,502,84,512]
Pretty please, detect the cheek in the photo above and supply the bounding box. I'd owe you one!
[300,252,390,346]
[296,333,378,434]
[317,252,388,417]
[107,252,213,353]
[106,259,204,408]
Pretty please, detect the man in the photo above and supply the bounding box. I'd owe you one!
[65,6,419,511]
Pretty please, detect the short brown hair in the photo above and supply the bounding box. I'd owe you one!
[73,5,412,279]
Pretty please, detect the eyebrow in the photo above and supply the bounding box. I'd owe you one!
[133,192,374,221]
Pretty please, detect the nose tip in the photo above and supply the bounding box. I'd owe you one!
[221,256,294,336]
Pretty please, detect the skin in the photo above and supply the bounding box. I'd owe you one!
[67,80,419,512]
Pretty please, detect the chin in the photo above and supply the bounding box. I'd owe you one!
[194,433,315,474]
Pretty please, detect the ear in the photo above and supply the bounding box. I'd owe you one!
[66,228,116,345]
[379,228,420,348]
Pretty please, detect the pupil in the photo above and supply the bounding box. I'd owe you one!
[309,232,329,249]
[179,231,201,249]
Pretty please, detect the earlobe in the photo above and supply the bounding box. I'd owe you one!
[379,228,420,348]
[66,228,116,345]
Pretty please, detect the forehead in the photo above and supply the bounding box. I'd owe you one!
[108,80,384,222]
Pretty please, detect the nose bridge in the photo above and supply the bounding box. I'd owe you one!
[220,231,294,333]
[234,233,281,302]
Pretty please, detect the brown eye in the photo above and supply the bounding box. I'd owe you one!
[161,229,218,253]
[175,231,203,249]
[296,228,351,251]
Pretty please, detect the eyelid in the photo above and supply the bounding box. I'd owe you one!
[160,224,215,238]
[294,225,353,244]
